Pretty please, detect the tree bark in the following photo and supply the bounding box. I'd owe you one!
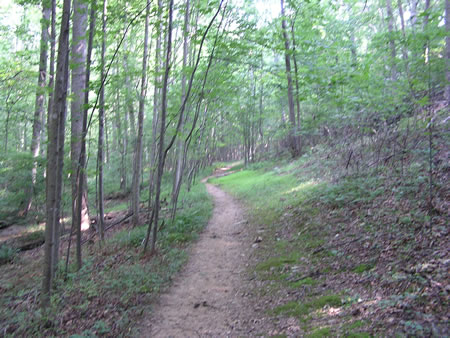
[42,0,70,307]
[148,0,174,254]
[22,1,51,216]
[290,16,301,152]
[280,0,298,157]
[386,0,398,80]
[71,0,89,270]
[97,0,107,241]
[171,0,191,220]
[131,0,150,227]
[423,0,431,63]
[149,0,163,209]
[446,0,450,102]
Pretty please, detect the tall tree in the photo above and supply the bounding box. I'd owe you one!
[446,0,450,101]
[148,0,163,209]
[147,0,174,254]
[386,0,398,80]
[171,0,191,220]
[131,0,151,227]
[97,0,107,241]
[280,0,299,156]
[22,0,51,216]
[71,0,89,269]
[42,0,71,307]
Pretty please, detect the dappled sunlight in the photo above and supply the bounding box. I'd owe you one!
[317,306,343,317]
[283,179,320,195]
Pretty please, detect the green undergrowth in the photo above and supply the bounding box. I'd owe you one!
[210,168,318,225]
[0,181,213,337]
[213,145,446,335]
[271,294,342,319]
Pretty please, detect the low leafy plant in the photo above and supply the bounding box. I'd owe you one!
[271,294,342,319]
[353,263,375,274]
[0,245,18,264]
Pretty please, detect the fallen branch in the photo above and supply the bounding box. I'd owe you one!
[81,212,133,245]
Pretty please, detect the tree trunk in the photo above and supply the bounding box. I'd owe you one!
[280,0,298,157]
[144,0,224,253]
[171,0,191,220]
[131,0,150,227]
[290,17,301,153]
[397,0,408,62]
[148,0,163,209]
[386,0,398,80]
[446,0,450,102]
[42,0,70,307]
[98,0,106,241]
[148,0,174,254]
[23,0,51,216]
[71,0,89,270]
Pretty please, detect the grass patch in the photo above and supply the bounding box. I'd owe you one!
[307,327,331,337]
[255,254,299,271]
[211,168,320,227]
[289,277,318,288]
[353,263,375,274]
[105,201,128,213]
[346,320,365,330]
[345,333,371,338]
[0,245,18,265]
[271,294,342,319]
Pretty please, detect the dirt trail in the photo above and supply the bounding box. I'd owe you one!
[141,183,253,337]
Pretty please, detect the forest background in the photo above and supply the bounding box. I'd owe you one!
[0,0,448,335]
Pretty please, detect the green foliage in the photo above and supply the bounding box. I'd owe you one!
[0,245,18,264]
[271,295,342,319]
[162,183,213,245]
[112,226,147,248]
[92,320,110,335]
[307,327,331,338]
[0,152,45,217]
[256,254,299,271]
[353,263,375,274]
[316,175,382,209]
[345,333,370,338]
[289,277,318,288]
[212,168,301,225]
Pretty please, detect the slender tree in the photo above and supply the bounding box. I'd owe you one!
[42,0,71,307]
[71,0,89,270]
[97,0,107,241]
[280,0,298,156]
[386,0,398,80]
[171,0,191,220]
[22,0,51,216]
[131,0,151,226]
[446,0,450,101]
[148,0,163,209]
[147,0,174,254]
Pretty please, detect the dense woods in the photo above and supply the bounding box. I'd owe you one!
[0,0,448,335]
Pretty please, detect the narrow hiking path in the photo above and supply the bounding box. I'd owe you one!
[141,182,254,336]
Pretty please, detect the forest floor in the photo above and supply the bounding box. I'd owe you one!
[1,153,447,336]
[209,158,448,337]
[140,181,256,336]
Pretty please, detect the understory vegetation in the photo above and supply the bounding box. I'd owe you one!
[0,179,213,336]
[0,0,448,335]
[212,110,448,336]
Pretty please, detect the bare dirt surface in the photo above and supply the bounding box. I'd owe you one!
[140,183,255,337]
